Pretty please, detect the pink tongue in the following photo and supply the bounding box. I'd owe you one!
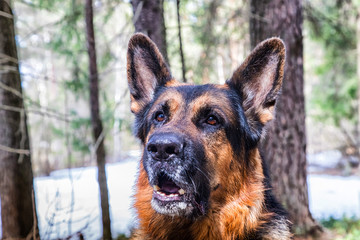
[161,180,180,194]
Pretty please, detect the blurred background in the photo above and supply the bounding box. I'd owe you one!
[0,0,360,239]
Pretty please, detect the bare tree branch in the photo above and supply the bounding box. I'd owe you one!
[25,188,39,240]
[0,103,23,113]
[0,10,12,19]
[0,143,30,155]
[0,80,23,98]
[0,52,18,63]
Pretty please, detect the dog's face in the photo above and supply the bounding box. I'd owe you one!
[137,84,249,217]
[127,34,285,218]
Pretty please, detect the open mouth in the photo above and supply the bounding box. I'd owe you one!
[153,173,186,202]
[150,172,204,216]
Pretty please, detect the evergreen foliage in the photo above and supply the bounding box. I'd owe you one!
[305,1,357,127]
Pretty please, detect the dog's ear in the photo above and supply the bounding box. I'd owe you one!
[227,38,285,127]
[127,33,173,114]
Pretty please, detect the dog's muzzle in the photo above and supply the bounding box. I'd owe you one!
[145,133,197,216]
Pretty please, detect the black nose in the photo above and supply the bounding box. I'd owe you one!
[147,133,184,161]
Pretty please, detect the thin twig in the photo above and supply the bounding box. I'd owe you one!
[0,80,75,122]
[27,108,71,122]
[30,188,39,240]
[0,104,23,113]
[0,52,18,63]
[0,81,23,98]
[0,143,30,155]
[132,1,143,25]
[18,110,26,163]
[0,65,18,73]
[0,10,12,19]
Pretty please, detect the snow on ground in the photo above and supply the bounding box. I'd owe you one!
[1,160,360,239]
[308,175,360,219]
[34,160,139,239]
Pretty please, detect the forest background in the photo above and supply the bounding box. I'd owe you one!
[1,0,360,239]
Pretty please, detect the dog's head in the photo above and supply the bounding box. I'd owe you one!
[127,33,285,218]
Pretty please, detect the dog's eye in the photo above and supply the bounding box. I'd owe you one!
[155,112,165,122]
[206,115,218,125]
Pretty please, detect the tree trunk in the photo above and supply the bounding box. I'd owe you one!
[131,0,169,63]
[0,1,39,239]
[357,7,360,159]
[199,0,221,84]
[84,0,112,239]
[250,0,323,237]
[176,0,186,83]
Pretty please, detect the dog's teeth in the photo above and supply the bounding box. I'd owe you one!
[169,193,179,198]
[178,189,185,195]
[153,185,160,191]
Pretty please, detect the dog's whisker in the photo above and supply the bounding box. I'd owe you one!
[187,173,198,196]
[194,166,210,182]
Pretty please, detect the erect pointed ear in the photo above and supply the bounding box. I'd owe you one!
[127,33,175,114]
[226,38,285,129]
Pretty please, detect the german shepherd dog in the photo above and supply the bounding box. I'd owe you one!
[127,33,292,240]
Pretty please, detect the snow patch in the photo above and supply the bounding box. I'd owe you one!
[308,175,360,219]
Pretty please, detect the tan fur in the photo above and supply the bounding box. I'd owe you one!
[189,92,238,126]
[132,145,275,239]
[258,107,275,124]
[165,78,182,87]
[130,95,142,114]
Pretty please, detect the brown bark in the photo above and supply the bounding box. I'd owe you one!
[250,0,323,237]
[84,0,112,239]
[199,0,221,84]
[176,0,186,83]
[0,1,39,239]
[131,0,169,63]
[357,7,360,158]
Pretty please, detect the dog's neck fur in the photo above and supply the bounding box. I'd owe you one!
[132,149,280,240]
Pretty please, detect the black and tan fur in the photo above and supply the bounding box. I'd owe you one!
[127,33,292,240]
